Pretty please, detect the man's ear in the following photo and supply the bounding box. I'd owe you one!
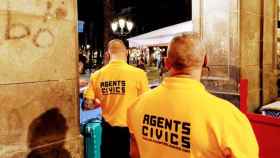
[164,57,172,70]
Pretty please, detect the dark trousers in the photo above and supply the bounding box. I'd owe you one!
[101,118,130,158]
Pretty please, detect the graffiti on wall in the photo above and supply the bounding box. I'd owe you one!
[0,0,72,70]
[1,0,68,48]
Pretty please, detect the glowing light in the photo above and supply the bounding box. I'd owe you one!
[111,22,118,32]
[118,18,126,29]
[126,21,134,31]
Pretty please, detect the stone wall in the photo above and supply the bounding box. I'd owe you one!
[262,0,278,105]
[239,0,262,111]
[0,0,82,158]
[196,0,278,111]
[240,0,278,111]
[195,0,241,106]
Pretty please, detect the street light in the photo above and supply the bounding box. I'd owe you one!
[86,44,91,49]
[111,18,134,36]
[111,22,118,32]
[118,18,126,29]
[126,21,134,31]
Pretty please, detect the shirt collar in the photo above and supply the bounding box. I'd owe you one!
[161,77,205,90]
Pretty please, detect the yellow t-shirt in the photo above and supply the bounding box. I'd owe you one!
[128,77,259,158]
[84,60,149,127]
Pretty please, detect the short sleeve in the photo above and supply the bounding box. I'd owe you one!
[137,71,149,95]
[221,109,259,158]
[83,72,99,100]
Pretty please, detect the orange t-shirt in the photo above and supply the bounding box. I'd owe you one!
[128,77,259,158]
[84,60,149,127]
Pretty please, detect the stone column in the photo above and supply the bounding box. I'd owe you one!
[0,0,82,158]
[240,0,278,111]
[262,0,278,105]
[239,0,262,111]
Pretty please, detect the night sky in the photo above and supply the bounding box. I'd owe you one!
[78,0,192,49]
[132,0,192,34]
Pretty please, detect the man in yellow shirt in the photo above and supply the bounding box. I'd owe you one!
[84,39,149,158]
[128,34,259,158]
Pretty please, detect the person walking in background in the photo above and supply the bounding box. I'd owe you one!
[79,53,87,74]
[137,58,146,71]
[83,39,149,158]
[79,53,88,87]
[128,34,259,158]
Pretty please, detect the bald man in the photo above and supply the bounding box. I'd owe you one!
[127,34,259,158]
[84,39,149,158]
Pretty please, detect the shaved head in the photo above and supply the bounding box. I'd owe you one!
[167,33,205,72]
[108,39,127,55]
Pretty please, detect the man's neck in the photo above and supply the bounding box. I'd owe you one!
[169,68,201,81]
[110,54,127,62]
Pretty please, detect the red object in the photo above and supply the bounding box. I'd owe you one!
[240,79,248,112]
[203,55,208,68]
[240,79,280,158]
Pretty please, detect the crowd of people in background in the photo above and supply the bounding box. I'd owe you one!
[79,45,168,81]
[79,46,104,74]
